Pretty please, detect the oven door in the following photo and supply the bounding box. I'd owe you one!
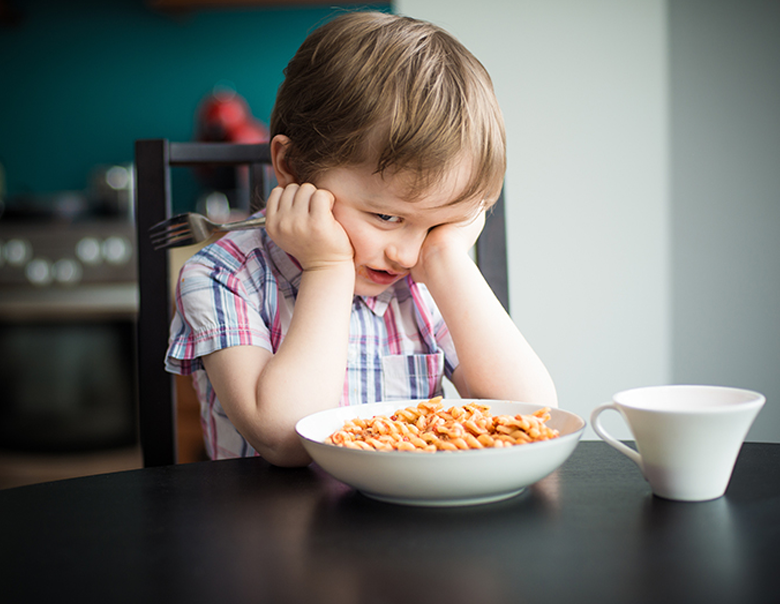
[0,285,138,452]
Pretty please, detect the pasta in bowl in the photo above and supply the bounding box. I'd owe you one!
[296,398,586,507]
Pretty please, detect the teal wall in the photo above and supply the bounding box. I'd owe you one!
[0,0,390,210]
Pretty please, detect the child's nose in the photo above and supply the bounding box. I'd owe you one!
[385,232,425,270]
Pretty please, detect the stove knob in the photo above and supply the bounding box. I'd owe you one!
[76,237,102,265]
[25,258,53,286]
[102,235,132,265]
[5,238,32,267]
[53,258,82,285]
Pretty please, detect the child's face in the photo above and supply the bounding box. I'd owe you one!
[315,158,480,297]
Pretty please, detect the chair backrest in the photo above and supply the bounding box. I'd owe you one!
[133,139,508,468]
[134,139,273,467]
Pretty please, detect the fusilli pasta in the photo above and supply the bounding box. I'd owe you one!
[325,397,559,452]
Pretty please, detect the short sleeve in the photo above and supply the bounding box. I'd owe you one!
[165,244,274,376]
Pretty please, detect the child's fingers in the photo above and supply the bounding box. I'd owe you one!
[308,187,336,219]
[268,183,334,222]
[277,183,305,214]
[264,185,285,215]
[265,184,305,222]
[268,184,317,231]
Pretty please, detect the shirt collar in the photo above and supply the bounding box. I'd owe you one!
[357,286,396,317]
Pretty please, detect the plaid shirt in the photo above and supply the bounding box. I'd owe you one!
[166,227,459,459]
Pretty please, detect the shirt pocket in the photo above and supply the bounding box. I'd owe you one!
[381,353,444,401]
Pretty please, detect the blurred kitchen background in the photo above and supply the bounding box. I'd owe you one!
[0,0,391,488]
[0,0,778,488]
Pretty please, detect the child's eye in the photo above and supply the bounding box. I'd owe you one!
[376,214,401,223]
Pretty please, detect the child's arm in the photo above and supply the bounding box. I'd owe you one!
[413,212,558,406]
[202,183,355,466]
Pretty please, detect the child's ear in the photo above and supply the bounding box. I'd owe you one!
[270,134,298,186]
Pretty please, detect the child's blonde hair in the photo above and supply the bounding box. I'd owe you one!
[270,11,506,207]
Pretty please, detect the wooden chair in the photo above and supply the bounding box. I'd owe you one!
[133,139,508,468]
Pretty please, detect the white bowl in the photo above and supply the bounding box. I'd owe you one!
[296,399,586,507]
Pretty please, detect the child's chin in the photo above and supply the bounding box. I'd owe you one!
[353,279,394,298]
[354,286,390,298]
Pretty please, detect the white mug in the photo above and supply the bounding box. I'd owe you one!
[591,385,765,502]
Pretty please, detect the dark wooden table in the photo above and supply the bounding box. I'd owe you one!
[2,442,778,604]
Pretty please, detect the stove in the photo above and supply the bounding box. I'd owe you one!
[0,218,137,318]
[0,185,139,453]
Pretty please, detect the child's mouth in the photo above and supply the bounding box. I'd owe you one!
[360,266,403,285]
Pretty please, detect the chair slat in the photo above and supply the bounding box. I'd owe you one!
[135,139,177,467]
[168,142,272,166]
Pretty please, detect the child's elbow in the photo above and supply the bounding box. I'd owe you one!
[266,449,313,468]
[257,434,313,468]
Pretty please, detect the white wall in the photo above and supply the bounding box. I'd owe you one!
[669,0,780,442]
[396,0,670,439]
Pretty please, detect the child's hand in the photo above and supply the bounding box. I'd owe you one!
[411,209,486,284]
[265,183,354,271]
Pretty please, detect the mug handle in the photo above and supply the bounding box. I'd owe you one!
[590,403,642,470]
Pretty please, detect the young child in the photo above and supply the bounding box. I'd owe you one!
[166,11,557,466]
